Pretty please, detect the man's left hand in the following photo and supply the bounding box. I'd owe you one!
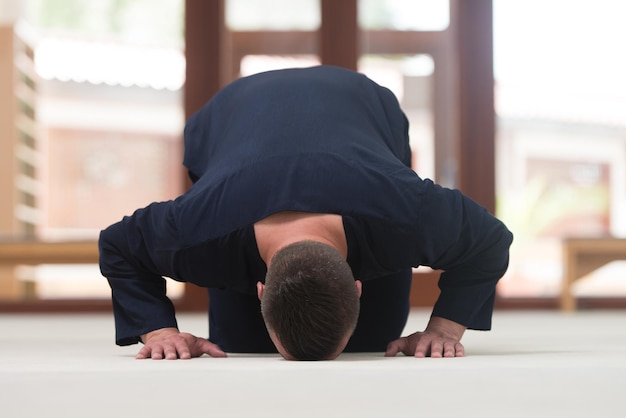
[384,316,466,358]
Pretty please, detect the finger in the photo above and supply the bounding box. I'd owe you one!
[151,341,177,360]
[148,344,165,360]
[455,342,465,357]
[384,342,399,357]
[164,344,178,360]
[198,339,227,358]
[136,345,152,359]
[429,340,444,358]
[173,338,192,360]
[385,338,408,357]
[443,341,456,358]
[414,337,432,358]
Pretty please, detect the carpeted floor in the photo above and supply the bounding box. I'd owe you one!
[1,309,625,417]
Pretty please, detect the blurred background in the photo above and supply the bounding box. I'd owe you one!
[0,0,624,311]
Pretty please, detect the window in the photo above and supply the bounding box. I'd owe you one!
[494,0,626,299]
[1,0,185,300]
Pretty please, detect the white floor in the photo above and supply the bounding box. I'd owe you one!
[1,309,625,418]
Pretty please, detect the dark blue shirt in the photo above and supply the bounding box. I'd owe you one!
[99,66,513,346]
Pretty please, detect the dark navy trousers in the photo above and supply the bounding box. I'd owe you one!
[207,269,413,353]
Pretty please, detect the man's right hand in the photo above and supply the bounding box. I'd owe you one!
[136,327,227,360]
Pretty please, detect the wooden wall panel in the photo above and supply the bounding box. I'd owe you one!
[452,0,496,213]
[320,0,358,70]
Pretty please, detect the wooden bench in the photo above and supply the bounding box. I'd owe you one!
[561,238,626,311]
[0,240,99,299]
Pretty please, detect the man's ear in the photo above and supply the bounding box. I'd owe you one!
[256,281,265,301]
[355,280,362,298]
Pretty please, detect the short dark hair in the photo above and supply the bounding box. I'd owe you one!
[261,240,359,360]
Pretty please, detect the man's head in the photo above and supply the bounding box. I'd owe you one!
[257,240,361,361]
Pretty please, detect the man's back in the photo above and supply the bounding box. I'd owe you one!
[175,65,419,241]
[183,65,412,183]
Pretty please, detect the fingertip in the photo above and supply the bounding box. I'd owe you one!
[208,344,228,358]
[455,343,465,357]
[386,339,406,357]
[384,344,397,357]
[136,347,150,359]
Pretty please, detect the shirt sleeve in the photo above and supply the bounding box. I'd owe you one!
[413,180,513,330]
[98,201,180,346]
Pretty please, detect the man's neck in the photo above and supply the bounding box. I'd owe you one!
[254,211,347,265]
